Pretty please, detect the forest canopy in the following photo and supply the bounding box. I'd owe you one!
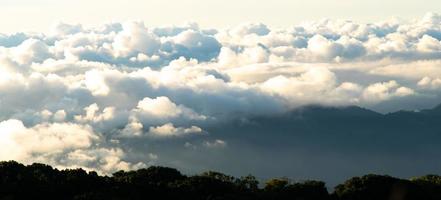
[0,161,440,200]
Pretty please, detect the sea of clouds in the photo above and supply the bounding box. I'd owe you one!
[0,13,441,173]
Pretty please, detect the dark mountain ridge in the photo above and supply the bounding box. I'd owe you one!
[125,103,441,188]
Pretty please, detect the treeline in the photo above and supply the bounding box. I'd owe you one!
[0,161,441,200]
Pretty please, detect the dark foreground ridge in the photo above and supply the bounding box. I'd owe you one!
[1,161,441,200]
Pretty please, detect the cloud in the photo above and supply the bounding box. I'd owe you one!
[417,35,441,52]
[0,119,142,174]
[0,119,96,159]
[63,148,146,173]
[10,39,51,65]
[133,96,206,120]
[418,76,441,89]
[230,23,270,37]
[307,34,344,60]
[112,21,160,58]
[51,22,84,36]
[120,117,144,137]
[370,60,441,79]
[75,103,115,123]
[362,81,415,103]
[203,139,227,148]
[148,123,203,137]
[0,13,440,174]
[170,30,221,61]
[84,70,111,96]
[259,67,369,106]
[53,110,67,122]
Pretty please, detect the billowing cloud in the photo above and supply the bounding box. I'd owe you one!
[418,76,441,89]
[0,119,143,174]
[148,123,203,137]
[134,96,196,119]
[0,13,440,175]
[362,81,415,103]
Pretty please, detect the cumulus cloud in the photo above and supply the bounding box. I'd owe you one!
[0,119,142,174]
[120,117,144,137]
[75,103,115,123]
[418,76,441,89]
[148,123,203,137]
[362,81,415,103]
[112,21,160,58]
[0,13,440,173]
[133,96,206,120]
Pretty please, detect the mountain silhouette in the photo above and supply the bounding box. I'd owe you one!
[127,103,441,187]
[171,103,441,186]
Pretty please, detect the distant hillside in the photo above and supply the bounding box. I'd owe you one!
[160,103,441,187]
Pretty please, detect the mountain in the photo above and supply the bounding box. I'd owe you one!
[143,104,441,187]
[421,103,441,115]
[208,104,441,147]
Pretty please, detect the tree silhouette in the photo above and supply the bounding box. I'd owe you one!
[0,161,440,200]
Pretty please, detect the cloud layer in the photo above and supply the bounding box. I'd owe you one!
[0,13,441,175]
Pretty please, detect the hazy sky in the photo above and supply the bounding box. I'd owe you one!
[1,0,441,33]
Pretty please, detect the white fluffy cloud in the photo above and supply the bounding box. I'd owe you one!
[135,96,186,118]
[0,13,440,173]
[112,21,161,57]
[362,81,415,103]
[0,119,142,174]
[75,103,116,123]
[0,120,96,160]
[148,123,203,137]
[418,76,441,89]
[133,96,207,120]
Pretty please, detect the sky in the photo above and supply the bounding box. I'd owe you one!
[1,0,441,186]
[1,0,441,33]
